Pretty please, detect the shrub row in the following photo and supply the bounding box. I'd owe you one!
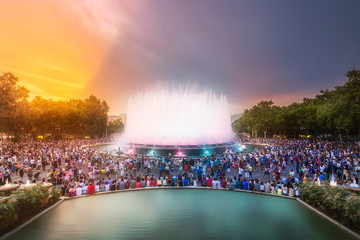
[0,185,61,235]
[300,182,360,233]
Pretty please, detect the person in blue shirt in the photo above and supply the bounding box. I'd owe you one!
[184,178,189,186]
[243,179,249,190]
[159,165,163,174]
[197,168,203,181]
[228,179,235,191]
[217,169,221,178]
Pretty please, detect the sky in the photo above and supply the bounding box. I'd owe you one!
[0,0,360,115]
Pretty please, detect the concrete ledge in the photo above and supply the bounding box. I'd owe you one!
[296,198,360,240]
[62,186,296,201]
[0,199,64,240]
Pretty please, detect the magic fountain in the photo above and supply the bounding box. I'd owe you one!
[121,86,237,156]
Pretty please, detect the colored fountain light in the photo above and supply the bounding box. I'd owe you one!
[124,86,233,146]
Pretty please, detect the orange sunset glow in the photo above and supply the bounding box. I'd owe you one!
[0,1,111,100]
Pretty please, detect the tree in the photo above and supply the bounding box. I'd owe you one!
[108,118,125,135]
[234,69,360,140]
[0,71,111,140]
[82,95,109,138]
[0,72,29,139]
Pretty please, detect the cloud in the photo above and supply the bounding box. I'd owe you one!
[62,0,140,40]
[2,0,360,115]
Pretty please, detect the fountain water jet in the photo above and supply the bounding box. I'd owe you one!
[330,174,337,187]
[121,85,236,156]
[0,179,20,193]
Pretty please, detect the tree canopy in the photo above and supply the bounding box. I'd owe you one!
[0,72,111,140]
[233,69,360,140]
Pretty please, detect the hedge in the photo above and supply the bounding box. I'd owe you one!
[300,182,360,233]
[0,185,61,236]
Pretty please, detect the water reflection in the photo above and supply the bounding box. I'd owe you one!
[7,189,355,240]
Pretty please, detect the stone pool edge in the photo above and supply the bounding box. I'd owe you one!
[62,186,296,201]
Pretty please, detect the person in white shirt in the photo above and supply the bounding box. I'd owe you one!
[282,185,288,195]
[82,185,88,195]
[76,186,83,196]
[212,178,220,189]
[294,184,300,197]
[105,182,110,191]
[238,167,244,177]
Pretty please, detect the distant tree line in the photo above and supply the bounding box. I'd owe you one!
[233,69,360,141]
[0,72,122,141]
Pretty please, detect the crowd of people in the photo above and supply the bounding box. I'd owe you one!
[1,137,359,199]
[66,174,301,197]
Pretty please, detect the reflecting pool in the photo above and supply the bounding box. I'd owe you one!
[7,189,355,240]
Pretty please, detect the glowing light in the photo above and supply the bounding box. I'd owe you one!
[148,150,155,156]
[241,145,246,150]
[127,149,134,155]
[177,151,183,156]
[204,150,209,156]
[124,86,233,145]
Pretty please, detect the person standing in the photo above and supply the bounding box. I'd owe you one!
[19,167,24,181]
[197,168,203,182]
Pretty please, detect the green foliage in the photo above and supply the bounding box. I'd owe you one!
[11,185,50,209]
[0,185,60,235]
[0,72,29,140]
[234,69,360,139]
[108,118,125,135]
[300,182,360,233]
[29,95,109,138]
[233,100,287,137]
[0,72,110,139]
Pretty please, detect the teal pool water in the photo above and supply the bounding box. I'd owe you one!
[7,189,355,240]
[240,144,265,152]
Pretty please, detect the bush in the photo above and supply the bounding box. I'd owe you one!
[300,182,360,233]
[0,185,60,236]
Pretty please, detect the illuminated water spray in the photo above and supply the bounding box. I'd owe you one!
[124,86,234,146]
